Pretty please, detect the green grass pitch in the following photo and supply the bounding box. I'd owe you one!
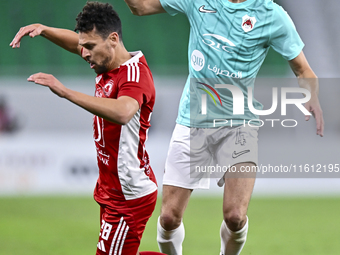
[1,196,340,255]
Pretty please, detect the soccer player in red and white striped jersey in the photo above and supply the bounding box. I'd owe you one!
[10,2,165,255]
[92,50,157,203]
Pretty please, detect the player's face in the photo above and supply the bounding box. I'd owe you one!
[79,29,116,74]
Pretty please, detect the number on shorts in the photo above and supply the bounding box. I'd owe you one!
[235,128,246,146]
[100,220,112,241]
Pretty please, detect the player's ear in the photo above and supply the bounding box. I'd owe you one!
[108,32,119,47]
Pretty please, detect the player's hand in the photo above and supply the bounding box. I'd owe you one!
[304,94,324,137]
[27,73,68,98]
[10,24,46,48]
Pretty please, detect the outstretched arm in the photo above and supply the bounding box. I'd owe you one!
[27,73,139,125]
[10,24,82,56]
[123,0,165,16]
[289,51,324,137]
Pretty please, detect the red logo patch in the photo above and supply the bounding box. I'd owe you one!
[242,15,257,32]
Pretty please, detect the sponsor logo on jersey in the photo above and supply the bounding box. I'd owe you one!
[208,64,242,78]
[198,5,216,13]
[191,50,205,71]
[242,15,257,32]
[202,34,236,53]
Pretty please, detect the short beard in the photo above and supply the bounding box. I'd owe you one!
[95,55,113,74]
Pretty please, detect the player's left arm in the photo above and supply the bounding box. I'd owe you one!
[27,73,139,125]
[10,24,82,56]
[288,51,324,137]
[123,0,166,16]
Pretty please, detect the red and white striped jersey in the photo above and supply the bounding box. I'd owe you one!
[92,51,157,204]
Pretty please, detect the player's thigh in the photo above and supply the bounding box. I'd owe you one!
[126,191,158,239]
[97,192,157,255]
[215,125,258,185]
[96,211,140,255]
[163,124,211,189]
[160,185,192,227]
[223,162,256,216]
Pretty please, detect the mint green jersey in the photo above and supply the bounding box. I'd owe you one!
[159,0,304,128]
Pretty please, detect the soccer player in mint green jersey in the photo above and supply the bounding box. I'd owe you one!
[124,0,324,254]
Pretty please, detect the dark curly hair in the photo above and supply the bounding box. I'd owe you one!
[75,1,122,40]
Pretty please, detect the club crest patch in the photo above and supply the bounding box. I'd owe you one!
[242,15,257,32]
[104,80,114,95]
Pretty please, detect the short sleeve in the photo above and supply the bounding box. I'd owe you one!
[118,82,145,107]
[159,0,192,16]
[269,5,305,60]
[117,69,154,108]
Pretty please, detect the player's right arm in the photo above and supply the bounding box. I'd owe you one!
[123,0,166,16]
[10,24,82,56]
[27,72,140,125]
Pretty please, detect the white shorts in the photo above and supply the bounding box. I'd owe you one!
[163,124,259,189]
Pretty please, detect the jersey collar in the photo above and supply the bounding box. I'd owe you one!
[221,0,257,9]
[122,51,144,66]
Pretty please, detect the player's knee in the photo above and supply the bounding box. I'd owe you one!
[223,211,246,232]
[160,211,182,231]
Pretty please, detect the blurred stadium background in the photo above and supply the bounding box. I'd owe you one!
[0,0,340,254]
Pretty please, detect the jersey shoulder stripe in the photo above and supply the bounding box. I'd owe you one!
[122,51,144,83]
[126,62,140,83]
